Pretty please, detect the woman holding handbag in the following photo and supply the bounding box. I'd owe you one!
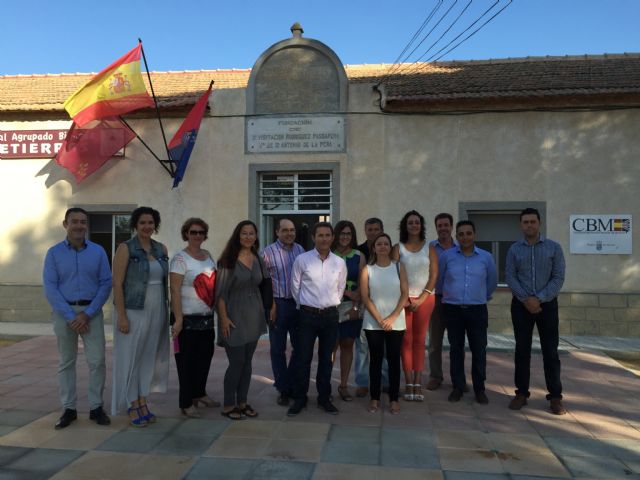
[170,218,220,418]
[216,220,270,420]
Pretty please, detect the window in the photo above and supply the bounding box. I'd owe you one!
[88,213,131,265]
[460,202,546,285]
[258,172,333,250]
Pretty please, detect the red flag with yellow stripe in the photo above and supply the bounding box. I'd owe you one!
[64,44,154,126]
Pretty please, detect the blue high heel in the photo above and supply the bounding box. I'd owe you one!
[127,407,147,427]
[139,404,156,423]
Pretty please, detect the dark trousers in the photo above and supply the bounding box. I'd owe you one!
[444,304,488,393]
[511,297,563,400]
[292,308,339,404]
[223,340,258,407]
[428,295,446,381]
[268,298,299,395]
[365,329,404,402]
[174,329,215,409]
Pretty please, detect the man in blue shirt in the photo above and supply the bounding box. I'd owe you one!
[439,220,497,404]
[505,208,566,415]
[261,218,305,406]
[43,208,112,429]
[426,212,457,391]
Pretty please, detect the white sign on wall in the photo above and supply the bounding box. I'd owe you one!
[569,215,632,254]
[245,116,345,153]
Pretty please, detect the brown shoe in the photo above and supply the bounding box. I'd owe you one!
[355,386,369,398]
[508,394,528,410]
[426,378,441,391]
[550,398,567,415]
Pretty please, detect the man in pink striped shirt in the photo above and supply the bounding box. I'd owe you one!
[261,219,305,406]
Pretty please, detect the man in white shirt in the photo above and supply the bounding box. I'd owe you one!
[287,222,347,416]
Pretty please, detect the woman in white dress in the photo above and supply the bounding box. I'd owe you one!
[112,207,170,427]
[360,233,408,415]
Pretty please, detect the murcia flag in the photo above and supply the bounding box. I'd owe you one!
[63,44,154,127]
[169,84,212,188]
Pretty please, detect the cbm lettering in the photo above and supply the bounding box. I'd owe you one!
[572,218,613,232]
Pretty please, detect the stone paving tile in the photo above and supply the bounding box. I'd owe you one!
[265,438,324,462]
[95,430,167,453]
[5,447,84,476]
[184,457,259,480]
[222,420,279,438]
[606,438,640,462]
[152,433,218,456]
[498,452,570,477]
[544,436,618,457]
[0,445,30,466]
[321,438,380,465]
[487,432,552,455]
[478,418,538,435]
[328,425,379,443]
[381,443,441,469]
[0,410,46,427]
[39,428,117,450]
[443,472,509,479]
[560,454,636,478]
[205,436,270,459]
[245,459,315,479]
[49,450,196,480]
[313,462,444,479]
[171,417,229,437]
[436,429,492,450]
[274,421,330,441]
[438,448,503,474]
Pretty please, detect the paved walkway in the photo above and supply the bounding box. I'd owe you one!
[0,326,638,479]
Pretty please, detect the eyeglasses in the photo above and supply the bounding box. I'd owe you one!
[189,230,206,236]
[339,231,353,237]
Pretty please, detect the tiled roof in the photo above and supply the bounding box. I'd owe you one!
[1,54,639,114]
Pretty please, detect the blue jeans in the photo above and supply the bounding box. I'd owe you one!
[268,298,299,395]
[511,297,562,400]
[444,304,488,393]
[292,308,338,404]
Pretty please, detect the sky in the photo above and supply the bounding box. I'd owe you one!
[1,0,638,76]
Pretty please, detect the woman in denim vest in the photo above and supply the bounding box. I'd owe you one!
[112,207,170,426]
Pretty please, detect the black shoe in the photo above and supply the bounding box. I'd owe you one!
[448,389,463,403]
[317,401,339,415]
[475,391,489,405]
[89,406,111,425]
[55,409,77,429]
[287,401,306,417]
[277,393,290,406]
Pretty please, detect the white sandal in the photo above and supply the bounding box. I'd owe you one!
[403,384,415,401]
[413,384,424,402]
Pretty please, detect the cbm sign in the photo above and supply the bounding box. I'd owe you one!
[570,215,632,254]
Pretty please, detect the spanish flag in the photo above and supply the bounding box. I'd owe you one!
[63,44,154,127]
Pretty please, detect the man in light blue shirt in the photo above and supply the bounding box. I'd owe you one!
[261,218,305,406]
[43,208,112,429]
[439,220,497,404]
[505,207,566,415]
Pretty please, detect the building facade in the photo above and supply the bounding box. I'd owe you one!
[1,27,639,336]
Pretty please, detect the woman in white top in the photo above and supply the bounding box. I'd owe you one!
[169,218,220,418]
[360,233,408,415]
[392,210,438,402]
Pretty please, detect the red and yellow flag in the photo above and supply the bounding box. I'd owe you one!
[64,44,154,127]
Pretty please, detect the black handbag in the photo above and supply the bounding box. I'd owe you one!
[258,257,274,312]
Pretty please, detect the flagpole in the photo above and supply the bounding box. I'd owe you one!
[119,117,174,177]
[138,38,174,175]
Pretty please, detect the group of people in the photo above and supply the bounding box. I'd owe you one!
[43,204,567,430]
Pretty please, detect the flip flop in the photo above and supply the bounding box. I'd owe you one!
[221,407,245,420]
[241,404,259,418]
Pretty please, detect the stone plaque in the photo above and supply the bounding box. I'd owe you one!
[246,116,345,153]
[254,48,339,114]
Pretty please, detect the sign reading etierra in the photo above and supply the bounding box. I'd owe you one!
[0,130,68,159]
[570,214,632,254]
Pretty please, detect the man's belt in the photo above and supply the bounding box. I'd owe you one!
[300,305,338,315]
[68,300,91,306]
